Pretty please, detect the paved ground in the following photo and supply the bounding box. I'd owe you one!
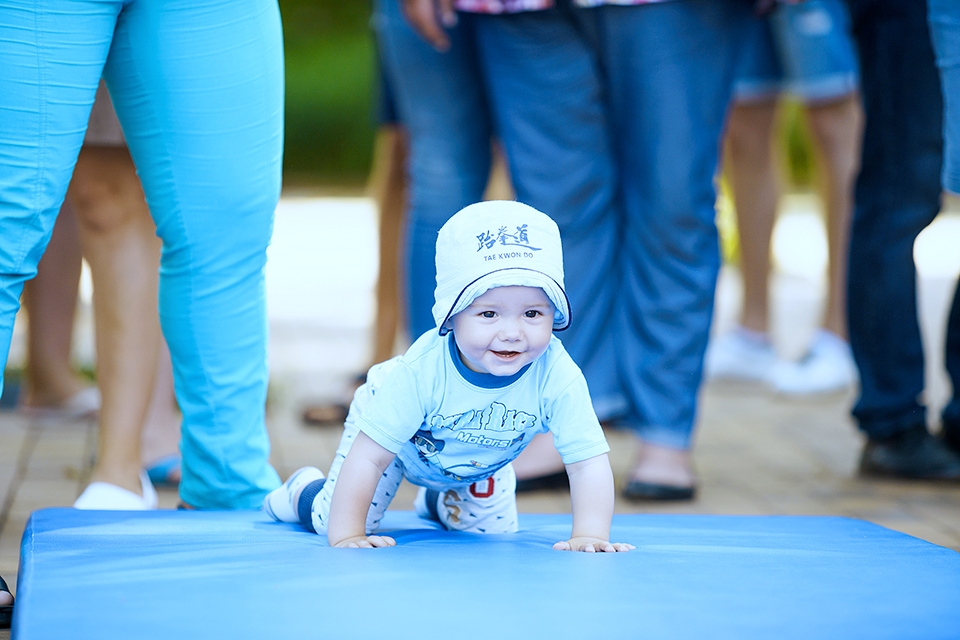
[1,196,959,633]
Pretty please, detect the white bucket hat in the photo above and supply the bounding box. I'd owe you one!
[433,201,570,335]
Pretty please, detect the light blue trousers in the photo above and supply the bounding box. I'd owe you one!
[0,0,284,508]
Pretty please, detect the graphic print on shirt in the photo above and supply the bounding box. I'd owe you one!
[412,402,536,482]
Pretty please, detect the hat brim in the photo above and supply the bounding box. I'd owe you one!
[438,268,570,336]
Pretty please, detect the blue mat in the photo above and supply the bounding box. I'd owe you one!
[14,509,960,639]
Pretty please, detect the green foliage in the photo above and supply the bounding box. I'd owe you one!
[779,99,816,189]
[280,0,376,187]
[280,0,371,40]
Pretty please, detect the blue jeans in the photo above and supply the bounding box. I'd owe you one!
[844,0,959,437]
[928,0,960,195]
[0,0,283,508]
[592,0,750,448]
[469,0,749,446]
[373,0,493,339]
[467,4,626,420]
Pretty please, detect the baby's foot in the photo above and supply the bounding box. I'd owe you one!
[263,467,325,522]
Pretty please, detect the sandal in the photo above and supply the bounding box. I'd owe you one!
[0,574,13,629]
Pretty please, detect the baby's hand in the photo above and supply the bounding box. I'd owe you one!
[332,534,396,549]
[553,537,635,553]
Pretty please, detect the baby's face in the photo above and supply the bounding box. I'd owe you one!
[451,286,554,376]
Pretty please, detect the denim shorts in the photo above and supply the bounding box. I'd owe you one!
[734,0,859,103]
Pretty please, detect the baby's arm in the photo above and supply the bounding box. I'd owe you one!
[327,430,399,549]
[554,453,635,553]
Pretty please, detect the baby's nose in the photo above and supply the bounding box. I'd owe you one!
[498,318,523,340]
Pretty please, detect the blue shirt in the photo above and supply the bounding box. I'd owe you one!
[354,331,609,488]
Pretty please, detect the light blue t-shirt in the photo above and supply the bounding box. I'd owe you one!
[353,331,610,488]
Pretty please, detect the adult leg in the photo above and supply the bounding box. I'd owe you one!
[761,94,862,395]
[469,3,624,420]
[0,0,117,399]
[757,93,862,395]
[805,94,862,340]
[71,144,162,498]
[845,0,960,478]
[704,100,781,384]
[943,282,960,444]
[20,203,98,413]
[927,0,960,196]
[465,5,622,484]
[300,59,409,428]
[596,0,750,496]
[775,0,862,341]
[928,0,960,443]
[725,100,779,337]
[105,0,284,507]
[704,10,781,384]
[369,125,408,362]
[374,0,492,339]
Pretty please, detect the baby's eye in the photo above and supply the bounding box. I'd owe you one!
[524,310,543,318]
[480,311,496,318]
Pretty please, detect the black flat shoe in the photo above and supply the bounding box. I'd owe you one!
[860,423,960,480]
[942,419,960,453]
[622,480,696,501]
[515,471,569,493]
[0,574,13,629]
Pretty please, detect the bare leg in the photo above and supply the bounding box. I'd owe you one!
[724,99,780,334]
[369,125,408,363]
[804,93,863,340]
[301,126,409,427]
[20,202,92,408]
[71,145,162,496]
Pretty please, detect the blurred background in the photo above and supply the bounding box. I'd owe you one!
[3,0,958,404]
[280,0,378,190]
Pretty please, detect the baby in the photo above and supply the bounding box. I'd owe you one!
[264,201,632,552]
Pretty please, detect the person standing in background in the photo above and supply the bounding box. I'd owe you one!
[403,0,751,500]
[707,0,862,396]
[844,0,960,480]
[0,0,285,509]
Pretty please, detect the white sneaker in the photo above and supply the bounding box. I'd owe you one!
[703,326,777,382]
[263,467,325,523]
[767,330,857,395]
